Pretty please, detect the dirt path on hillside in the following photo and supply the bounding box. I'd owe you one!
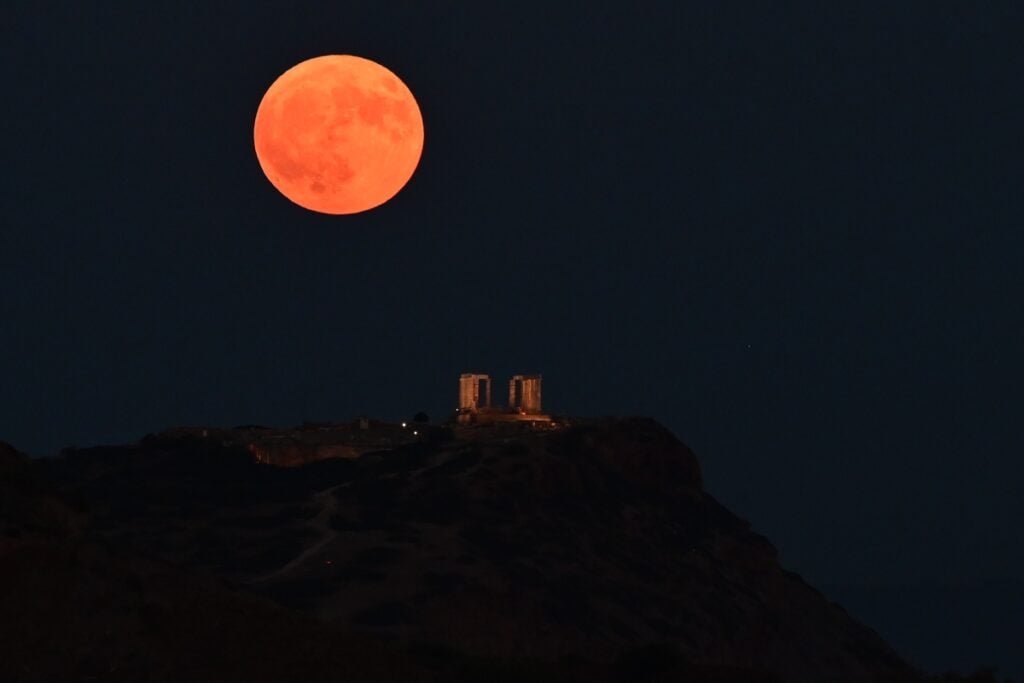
[250,484,344,584]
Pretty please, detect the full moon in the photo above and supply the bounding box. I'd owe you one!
[253,55,424,215]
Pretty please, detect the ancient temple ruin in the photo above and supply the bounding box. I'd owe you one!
[459,373,492,412]
[508,374,542,413]
[457,372,551,425]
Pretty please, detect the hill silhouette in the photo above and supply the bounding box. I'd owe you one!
[0,423,1009,682]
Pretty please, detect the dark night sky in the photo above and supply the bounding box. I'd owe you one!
[3,0,1022,644]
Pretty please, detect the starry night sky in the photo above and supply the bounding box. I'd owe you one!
[3,0,1022,642]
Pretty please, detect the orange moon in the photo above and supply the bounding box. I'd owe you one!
[253,55,424,215]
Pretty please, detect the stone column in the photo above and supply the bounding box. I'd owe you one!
[521,375,542,413]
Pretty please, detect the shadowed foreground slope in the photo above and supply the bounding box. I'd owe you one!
[4,422,998,682]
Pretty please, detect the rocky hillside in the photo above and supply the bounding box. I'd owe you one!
[12,418,929,682]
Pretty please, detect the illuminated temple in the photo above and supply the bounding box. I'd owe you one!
[456,373,553,425]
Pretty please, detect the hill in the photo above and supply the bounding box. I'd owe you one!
[5,420,1002,681]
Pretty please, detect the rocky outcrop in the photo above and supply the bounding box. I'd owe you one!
[249,441,362,466]
[553,416,703,491]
